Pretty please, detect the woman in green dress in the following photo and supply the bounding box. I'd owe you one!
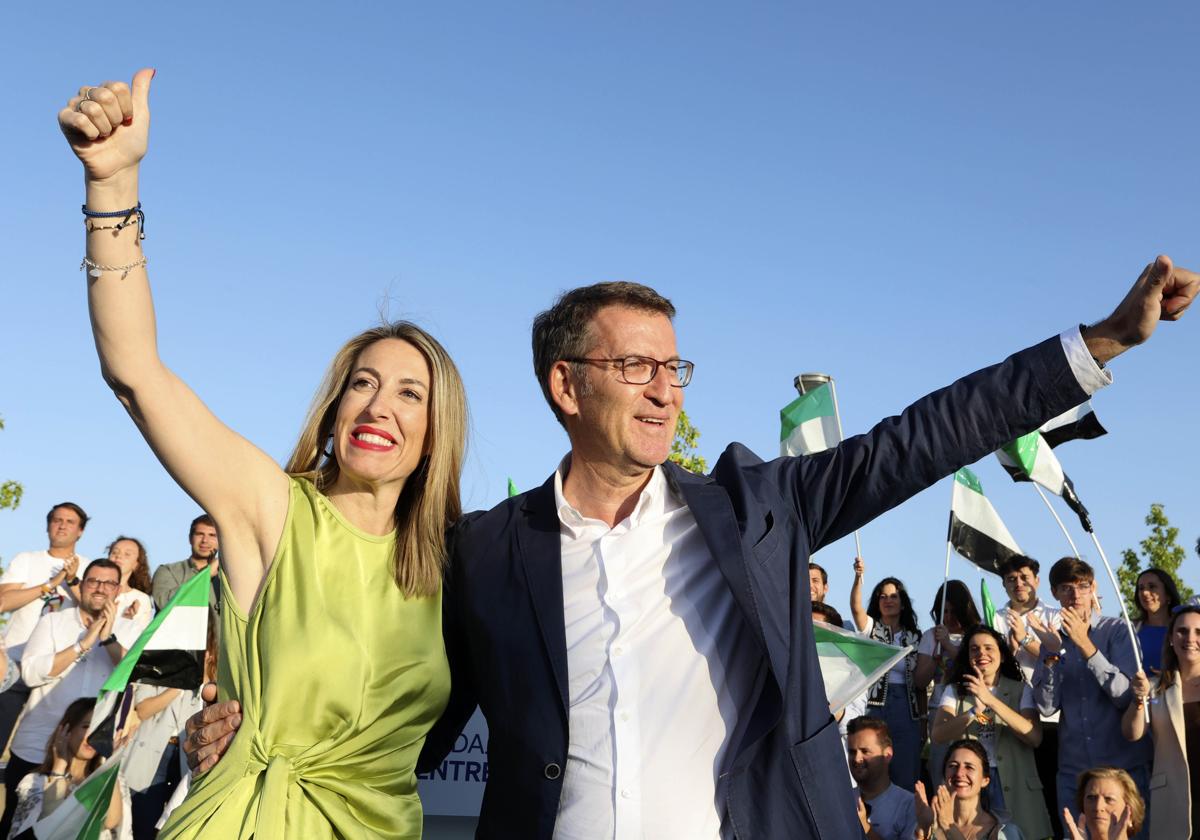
[58,69,466,838]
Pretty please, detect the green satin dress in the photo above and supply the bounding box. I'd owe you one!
[160,478,450,839]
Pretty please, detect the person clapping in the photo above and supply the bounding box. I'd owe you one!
[915,739,1026,840]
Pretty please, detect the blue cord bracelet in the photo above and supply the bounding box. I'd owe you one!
[81,201,145,239]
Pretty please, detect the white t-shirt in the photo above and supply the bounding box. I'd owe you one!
[12,607,116,763]
[114,589,155,648]
[862,782,917,840]
[918,627,963,707]
[0,550,86,661]
[938,682,1036,768]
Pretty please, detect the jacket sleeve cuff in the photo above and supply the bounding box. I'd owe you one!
[1061,327,1113,394]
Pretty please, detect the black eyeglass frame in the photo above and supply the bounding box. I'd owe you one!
[564,356,695,387]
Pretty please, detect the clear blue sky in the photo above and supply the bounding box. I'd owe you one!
[3,3,1198,624]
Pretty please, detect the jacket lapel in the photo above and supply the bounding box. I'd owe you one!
[667,464,768,652]
[516,475,570,713]
[1166,680,1187,755]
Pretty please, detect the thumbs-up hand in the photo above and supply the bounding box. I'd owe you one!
[58,68,154,183]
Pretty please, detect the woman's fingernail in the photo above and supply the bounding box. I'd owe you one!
[123,117,133,126]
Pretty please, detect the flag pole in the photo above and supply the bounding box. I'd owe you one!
[937,481,955,656]
[1086,528,1143,675]
[1030,484,1082,558]
[1083,526,1148,722]
[826,377,864,560]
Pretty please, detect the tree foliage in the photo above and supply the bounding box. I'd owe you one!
[1118,503,1193,615]
[0,415,22,512]
[669,410,707,474]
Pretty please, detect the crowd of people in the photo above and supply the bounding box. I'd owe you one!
[811,554,1199,839]
[0,503,220,838]
[36,67,1200,839]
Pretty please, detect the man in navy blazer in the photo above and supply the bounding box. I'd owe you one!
[186,256,1197,838]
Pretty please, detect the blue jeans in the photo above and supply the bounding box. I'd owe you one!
[880,689,921,791]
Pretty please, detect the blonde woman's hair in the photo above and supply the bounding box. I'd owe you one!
[1075,766,1145,837]
[284,322,466,598]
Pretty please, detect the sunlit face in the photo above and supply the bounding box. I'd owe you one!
[69,713,96,761]
[560,306,682,475]
[1053,578,1094,617]
[331,339,431,493]
[944,747,989,799]
[1171,613,1200,667]
[968,632,1002,681]
[1137,573,1168,617]
[1002,566,1039,608]
[877,584,902,619]
[809,568,828,602]
[1083,778,1131,837]
[846,729,891,784]
[47,507,85,550]
[190,524,219,562]
[107,540,140,586]
[79,566,120,615]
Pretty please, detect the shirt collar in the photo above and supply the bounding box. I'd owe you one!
[552,455,671,532]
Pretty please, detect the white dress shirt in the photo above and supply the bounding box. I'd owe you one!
[12,607,117,763]
[552,463,758,840]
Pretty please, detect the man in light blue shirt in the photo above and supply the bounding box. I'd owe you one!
[1033,557,1152,830]
[846,717,917,840]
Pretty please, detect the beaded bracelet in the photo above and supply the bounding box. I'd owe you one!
[80,255,148,279]
[81,202,145,240]
[85,217,139,234]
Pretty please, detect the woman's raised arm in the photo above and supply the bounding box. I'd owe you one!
[59,70,288,614]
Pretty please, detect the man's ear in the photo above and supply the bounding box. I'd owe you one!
[549,360,583,420]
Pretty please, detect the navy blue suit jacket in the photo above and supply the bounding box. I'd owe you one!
[419,335,1088,838]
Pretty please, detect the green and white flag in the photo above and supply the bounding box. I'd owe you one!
[996,430,1093,532]
[32,751,123,840]
[1039,401,1106,449]
[949,468,1023,575]
[780,383,839,456]
[814,620,912,714]
[87,570,210,755]
[980,578,999,630]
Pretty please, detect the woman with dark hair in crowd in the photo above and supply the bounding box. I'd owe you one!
[7,697,129,838]
[850,558,923,789]
[1064,767,1145,840]
[1131,568,1181,675]
[918,580,983,786]
[1122,604,1200,838]
[931,625,1052,839]
[915,739,1026,839]
[60,71,467,838]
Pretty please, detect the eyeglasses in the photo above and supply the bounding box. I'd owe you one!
[564,356,695,387]
[1055,583,1093,596]
[81,578,119,591]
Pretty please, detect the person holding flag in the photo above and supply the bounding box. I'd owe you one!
[1034,558,1153,829]
[850,562,925,791]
